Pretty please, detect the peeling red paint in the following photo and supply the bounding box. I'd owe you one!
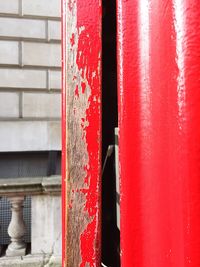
[62,0,102,266]
[75,1,102,266]
[75,85,79,97]
[70,33,75,46]
[81,82,86,94]
[80,220,97,267]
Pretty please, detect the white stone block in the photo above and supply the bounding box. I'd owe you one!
[0,92,19,118]
[0,41,18,65]
[32,195,61,255]
[23,93,61,118]
[47,121,61,150]
[22,0,61,18]
[0,69,46,89]
[22,42,61,67]
[0,121,61,152]
[0,0,18,15]
[49,70,61,90]
[48,21,61,41]
[0,17,46,39]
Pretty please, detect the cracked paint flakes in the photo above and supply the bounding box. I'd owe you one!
[65,0,101,266]
[76,0,102,265]
[77,1,101,266]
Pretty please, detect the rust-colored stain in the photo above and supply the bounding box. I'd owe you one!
[62,0,102,266]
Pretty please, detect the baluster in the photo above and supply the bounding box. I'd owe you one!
[6,196,26,257]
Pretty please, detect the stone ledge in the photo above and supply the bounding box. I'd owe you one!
[0,175,61,197]
[0,254,61,267]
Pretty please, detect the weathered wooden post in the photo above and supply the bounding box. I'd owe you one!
[62,0,102,266]
[117,0,200,266]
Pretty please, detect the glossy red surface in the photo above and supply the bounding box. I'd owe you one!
[117,0,200,266]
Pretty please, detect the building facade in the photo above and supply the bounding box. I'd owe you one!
[0,1,62,266]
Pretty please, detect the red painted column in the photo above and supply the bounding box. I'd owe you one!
[62,0,102,266]
[117,0,200,266]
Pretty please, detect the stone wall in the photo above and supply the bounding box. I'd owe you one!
[0,0,61,152]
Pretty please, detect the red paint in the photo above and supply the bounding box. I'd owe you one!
[117,0,200,266]
[80,220,98,267]
[76,1,102,266]
[62,0,102,266]
[81,82,86,94]
[70,33,75,46]
[75,85,79,97]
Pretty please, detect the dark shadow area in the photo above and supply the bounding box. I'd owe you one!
[0,151,61,178]
[102,0,120,266]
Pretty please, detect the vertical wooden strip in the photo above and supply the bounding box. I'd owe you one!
[117,0,200,266]
[62,0,102,266]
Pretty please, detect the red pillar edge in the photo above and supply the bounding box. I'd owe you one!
[117,0,200,266]
[62,0,102,266]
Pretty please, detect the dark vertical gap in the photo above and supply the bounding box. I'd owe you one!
[102,0,120,266]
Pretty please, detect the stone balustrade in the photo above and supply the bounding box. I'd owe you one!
[0,176,61,267]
